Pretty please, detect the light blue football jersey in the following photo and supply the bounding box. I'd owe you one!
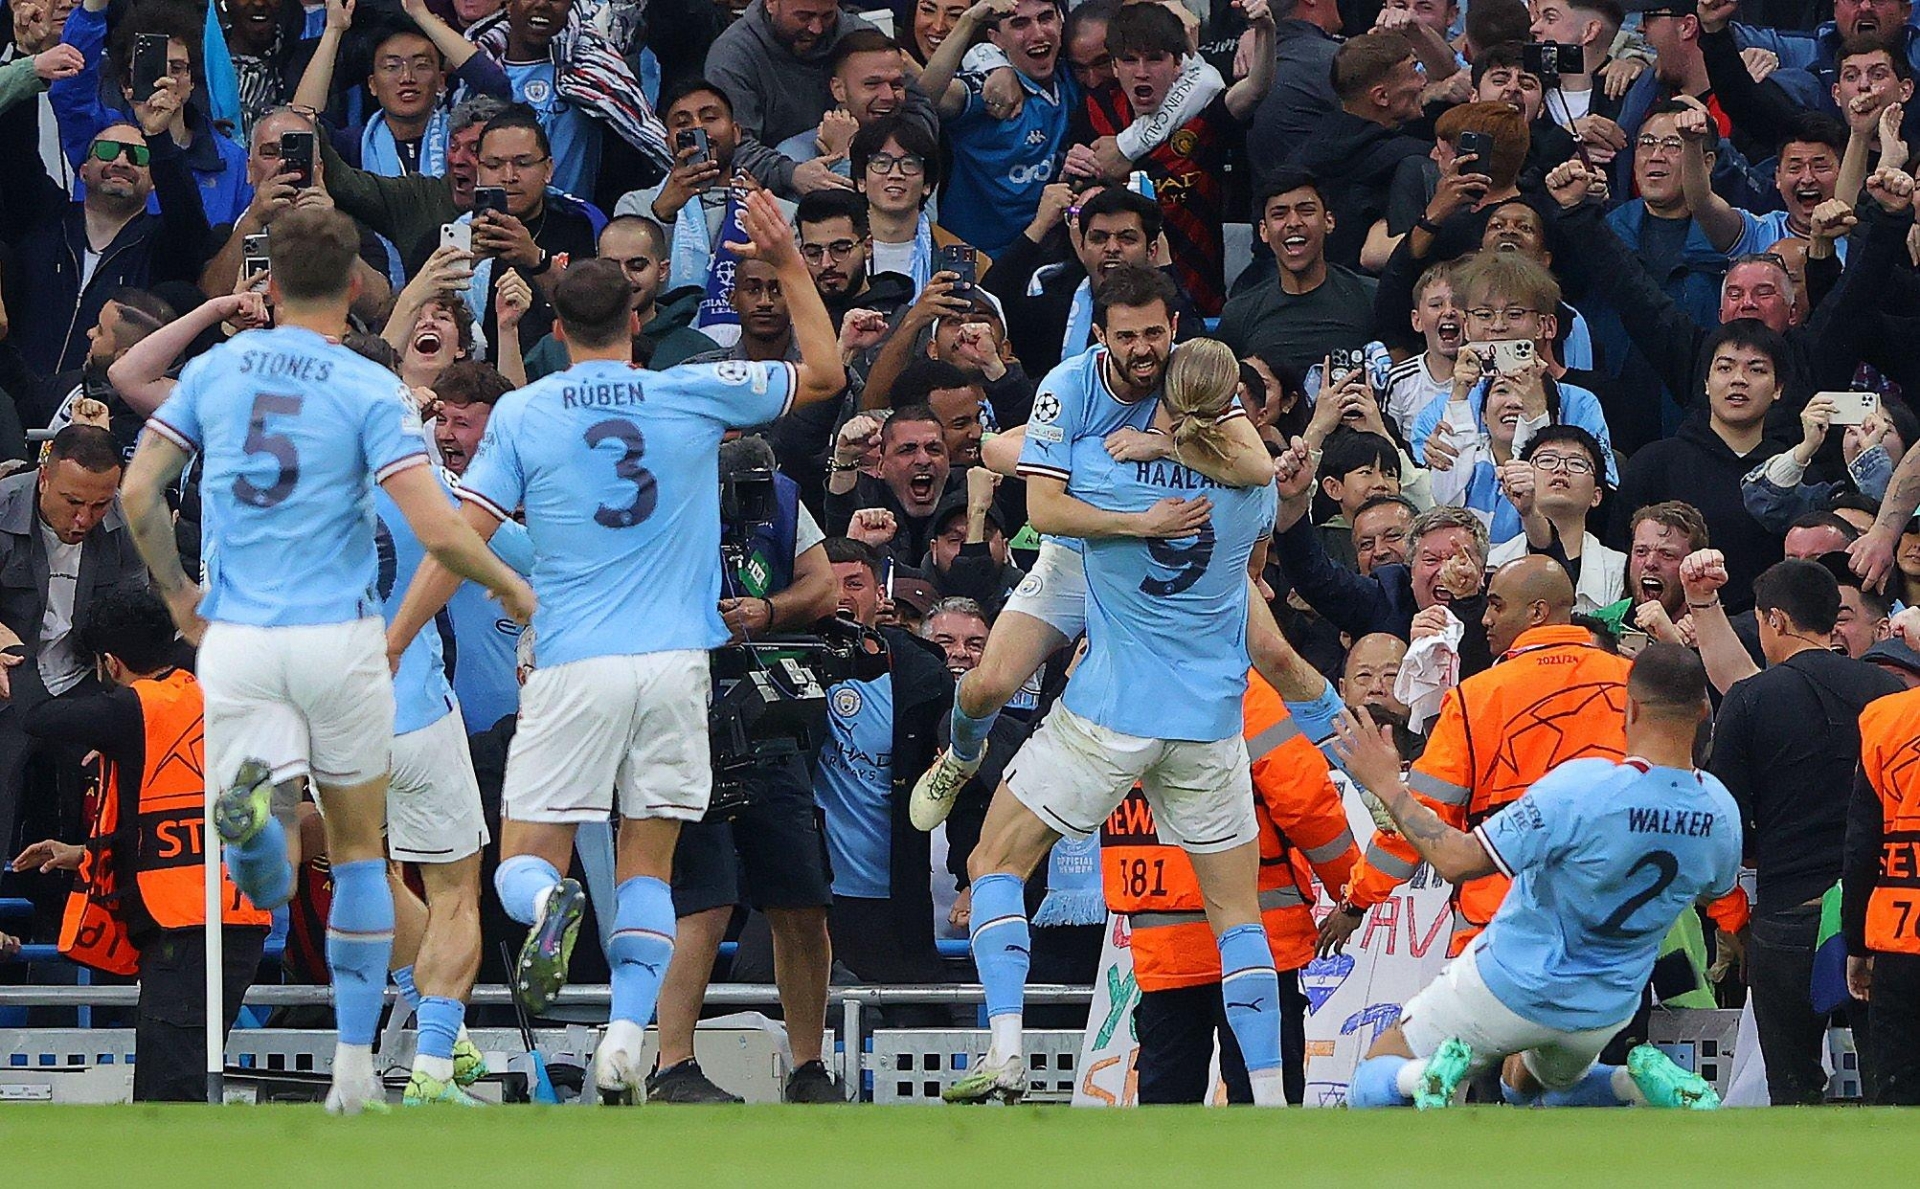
[458,357,796,667]
[1061,436,1277,742]
[375,470,534,737]
[449,517,534,734]
[1016,345,1160,556]
[149,326,427,627]
[1472,757,1744,1032]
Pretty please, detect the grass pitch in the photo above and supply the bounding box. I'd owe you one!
[1,1104,1913,1186]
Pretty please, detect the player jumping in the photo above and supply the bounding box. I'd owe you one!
[385,192,845,1105]
[943,339,1289,1105]
[120,209,536,1115]
[1334,643,1739,1110]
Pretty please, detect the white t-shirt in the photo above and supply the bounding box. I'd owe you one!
[1383,354,1452,434]
[870,237,919,284]
[36,522,87,696]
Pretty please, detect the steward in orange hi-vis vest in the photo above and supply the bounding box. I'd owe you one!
[1845,688,1920,1104]
[53,667,268,974]
[1101,672,1360,1104]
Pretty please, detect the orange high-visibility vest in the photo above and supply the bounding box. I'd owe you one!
[60,669,268,975]
[1101,673,1359,991]
[1345,624,1631,955]
[1858,688,1920,954]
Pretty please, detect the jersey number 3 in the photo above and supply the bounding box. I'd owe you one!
[585,418,657,528]
[233,394,302,509]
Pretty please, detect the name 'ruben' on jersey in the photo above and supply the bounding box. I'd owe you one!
[1472,757,1744,1032]
[147,326,427,628]
[457,357,797,668]
[1063,435,1277,743]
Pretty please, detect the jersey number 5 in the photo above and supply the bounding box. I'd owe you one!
[1140,526,1215,597]
[585,418,658,528]
[1594,850,1680,939]
[233,394,302,509]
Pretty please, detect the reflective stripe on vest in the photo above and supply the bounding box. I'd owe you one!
[1127,885,1308,929]
[1245,717,1301,759]
[1363,838,1418,880]
[1408,769,1471,807]
[1857,693,1920,954]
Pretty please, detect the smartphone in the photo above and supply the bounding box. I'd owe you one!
[1619,629,1651,658]
[1329,347,1367,387]
[675,127,711,166]
[1484,339,1535,375]
[1822,390,1881,427]
[241,232,270,278]
[941,244,977,297]
[279,131,314,188]
[440,221,472,255]
[472,186,510,218]
[1455,130,1493,165]
[132,33,168,103]
[1522,41,1584,78]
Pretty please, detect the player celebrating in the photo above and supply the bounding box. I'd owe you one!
[386,193,845,1106]
[119,209,536,1115]
[909,267,1281,831]
[1333,644,1739,1111]
[945,340,1286,1105]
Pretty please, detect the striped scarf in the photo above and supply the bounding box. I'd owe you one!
[467,7,672,173]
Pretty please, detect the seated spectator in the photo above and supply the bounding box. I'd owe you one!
[2,109,210,378]
[775,28,909,173]
[291,0,512,177]
[1218,171,1378,375]
[524,214,719,377]
[51,0,250,226]
[1078,0,1275,313]
[1489,424,1626,612]
[465,0,674,204]
[1285,29,1429,272]
[985,184,1204,378]
[1743,396,1917,534]
[1611,320,1791,613]
[850,115,978,300]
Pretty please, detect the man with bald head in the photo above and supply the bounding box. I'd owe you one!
[1341,633,1410,722]
[1482,556,1578,658]
[1322,553,1636,960]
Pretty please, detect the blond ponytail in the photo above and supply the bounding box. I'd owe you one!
[1163,339,1241,470]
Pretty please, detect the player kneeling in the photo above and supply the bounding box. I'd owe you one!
[1334,643,1738,1110]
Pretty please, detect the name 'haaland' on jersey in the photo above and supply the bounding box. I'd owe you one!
[1129,460,1226,491]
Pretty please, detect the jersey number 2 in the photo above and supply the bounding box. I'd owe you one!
[1595,850,1680,939]
[585,418,657,528]
[233,394,302,508]
[1140,526,1215,596]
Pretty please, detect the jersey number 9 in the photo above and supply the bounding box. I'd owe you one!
[1140,526,1215,597]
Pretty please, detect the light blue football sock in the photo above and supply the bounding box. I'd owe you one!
[326,859,394,1047]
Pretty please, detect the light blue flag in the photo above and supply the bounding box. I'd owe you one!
[202,1,240,131]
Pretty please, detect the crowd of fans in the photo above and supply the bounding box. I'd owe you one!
[0,0,1916,1106]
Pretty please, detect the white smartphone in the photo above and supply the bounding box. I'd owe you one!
[1821,390,1880,427]
[1443,397,1475,441]
[1484,339,1535,375]
[440,221,472,255]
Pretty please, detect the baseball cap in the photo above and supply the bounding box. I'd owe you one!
[931,488,1007,537]
[1864,637,1920,680]
[888,570,939,618]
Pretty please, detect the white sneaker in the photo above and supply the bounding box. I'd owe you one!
[323,1073,390,1115]
[910,745,985,831]
[593,1041,646,1106]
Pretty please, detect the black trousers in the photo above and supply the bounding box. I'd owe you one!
[1133,973,1308,1106]
[1748,903,1870,1105]
[1870,952,1920,1106]
[133,926,267,1103]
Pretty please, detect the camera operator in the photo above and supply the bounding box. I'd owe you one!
[648,433,843,1105]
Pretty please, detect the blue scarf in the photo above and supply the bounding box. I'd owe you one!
[1033,834,1105,928]
[903,212,935,297]
[360,106,450,179]
[690,188,747,348]
[1060,276,1094,362]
